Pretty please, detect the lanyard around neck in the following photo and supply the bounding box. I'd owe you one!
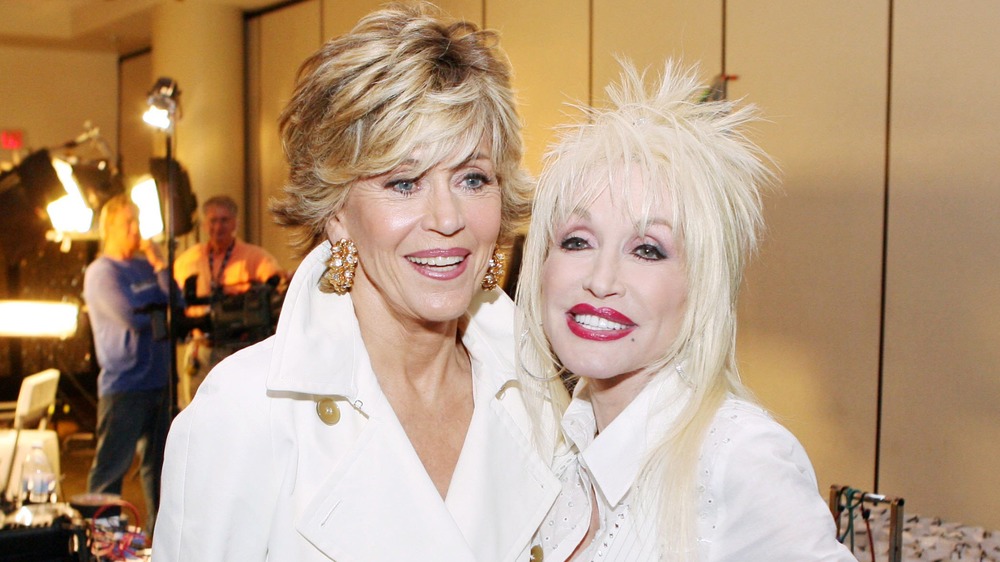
[207,239,236,293]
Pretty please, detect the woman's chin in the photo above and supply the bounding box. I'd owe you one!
[409,291,479,323]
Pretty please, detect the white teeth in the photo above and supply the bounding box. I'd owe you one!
[408,255,465,267]
[573,314,628,331]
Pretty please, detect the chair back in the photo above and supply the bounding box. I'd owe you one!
[12,368,60,430]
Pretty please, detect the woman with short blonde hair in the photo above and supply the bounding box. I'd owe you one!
[156,4,557,560]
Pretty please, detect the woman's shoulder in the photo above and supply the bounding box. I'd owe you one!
[184,337,276,421]
[709,397,799,447]
[697,398,852,561]
[700,397,817,494]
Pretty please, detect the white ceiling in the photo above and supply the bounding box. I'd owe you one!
[0,0,280,54]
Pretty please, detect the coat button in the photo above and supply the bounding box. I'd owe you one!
[529,545,543,561]
[316,398,341,425]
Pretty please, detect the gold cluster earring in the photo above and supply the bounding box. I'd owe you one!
[481,246,506,291]
[324,238,358,294]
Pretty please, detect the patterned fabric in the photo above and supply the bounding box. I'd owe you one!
[838,505,1000,561]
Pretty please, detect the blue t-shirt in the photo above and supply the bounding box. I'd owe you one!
[83,256,170,396]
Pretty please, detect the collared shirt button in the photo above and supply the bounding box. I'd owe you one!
[316,398,341,425]
[530,544,543,561]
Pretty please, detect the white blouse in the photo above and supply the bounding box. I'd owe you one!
[534,374,857,561]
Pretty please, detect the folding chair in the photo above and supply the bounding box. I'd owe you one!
[0,368,60,430]
[0,369,62,504]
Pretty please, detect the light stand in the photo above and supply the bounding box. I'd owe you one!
[144,77,181,417]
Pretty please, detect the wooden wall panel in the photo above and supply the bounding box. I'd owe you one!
[322,0,482,43]
[883,0,1000,530]
[727,0,888,494]
[247,0,321,272]
[321,0,392,39]
[592,0,722,102]
[486,0,589,176]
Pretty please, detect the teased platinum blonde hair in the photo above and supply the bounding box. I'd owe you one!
[516,59,774,558]
[272,2,531,269]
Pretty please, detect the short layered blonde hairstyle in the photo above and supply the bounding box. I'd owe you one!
[272,2,531,257]
[516,60,774,558]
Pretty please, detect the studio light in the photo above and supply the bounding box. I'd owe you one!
[143,77,181,132]
[130,176,165,239]
[0,300,79,339]
[46,158,93,234]
[0,149,110,260]
[142,77,187,414]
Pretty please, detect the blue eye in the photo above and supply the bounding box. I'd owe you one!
[634,243,667,261]
[387,178,418,196]
[460,173,491,191]
[560,236,590,251]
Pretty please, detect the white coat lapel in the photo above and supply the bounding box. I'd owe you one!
[447,385,561,562]
[296,395,477,562]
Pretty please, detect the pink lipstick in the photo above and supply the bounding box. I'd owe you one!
[406,248,470,281]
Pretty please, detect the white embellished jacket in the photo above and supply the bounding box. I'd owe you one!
[154,242,559,562]
[535,374,855,561]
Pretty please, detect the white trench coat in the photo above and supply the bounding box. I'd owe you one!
[153,242,559,561]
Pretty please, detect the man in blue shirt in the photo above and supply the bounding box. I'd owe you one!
[83,193,171,531]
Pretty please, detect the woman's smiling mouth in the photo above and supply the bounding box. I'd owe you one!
[567,303,636,341]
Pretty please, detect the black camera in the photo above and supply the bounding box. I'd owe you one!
[177,274,285,347]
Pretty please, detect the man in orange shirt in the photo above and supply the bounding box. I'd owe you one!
[173,195,285,408]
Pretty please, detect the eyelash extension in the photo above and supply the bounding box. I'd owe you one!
[634,243,668,261]
[559,236,589,251]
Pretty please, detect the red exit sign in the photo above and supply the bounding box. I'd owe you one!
[1,129,24,150]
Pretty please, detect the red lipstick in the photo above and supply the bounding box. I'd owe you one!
[566,303,636,341]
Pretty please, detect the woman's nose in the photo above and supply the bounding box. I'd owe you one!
[421,179,464,236]
[582,250,624,298]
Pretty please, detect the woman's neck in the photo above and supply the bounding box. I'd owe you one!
[586,369,657,433]
[349,281,474,501]
[350,286,469,394]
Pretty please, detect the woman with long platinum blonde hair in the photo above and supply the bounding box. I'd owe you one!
[517,61,855,561]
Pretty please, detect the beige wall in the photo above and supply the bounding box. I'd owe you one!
[593,0,722,100]
[247,0,322,273]
[728,0,888,501]
[0,45,117,166]
[487,0,589,176]
[882,0,1000,528]
[152,2,245,244]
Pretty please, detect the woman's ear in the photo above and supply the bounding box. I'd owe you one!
[324,211,350,243]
